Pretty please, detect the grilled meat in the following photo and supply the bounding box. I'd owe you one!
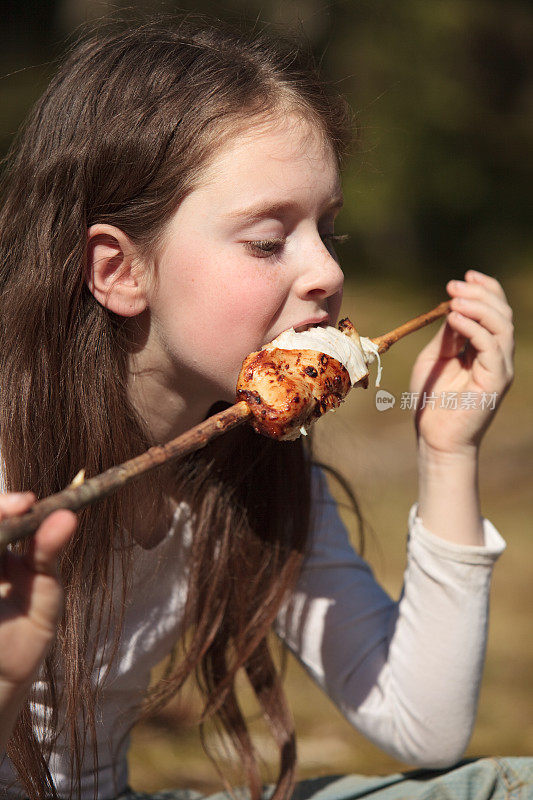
[236,320,378,440]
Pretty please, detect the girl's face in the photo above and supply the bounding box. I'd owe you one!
[142,113,345,406]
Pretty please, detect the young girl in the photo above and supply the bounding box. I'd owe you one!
[0,15,525,800]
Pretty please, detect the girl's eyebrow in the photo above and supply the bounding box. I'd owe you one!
[223,196,344,223]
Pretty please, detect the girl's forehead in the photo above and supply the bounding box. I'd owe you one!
[197,112,338,187]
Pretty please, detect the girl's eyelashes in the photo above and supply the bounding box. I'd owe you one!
[244,233,350,259]
[244,237,285,258]
[323,233,350,248]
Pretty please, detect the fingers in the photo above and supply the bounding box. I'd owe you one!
[30,510,78,578]
[420,271,512,367]
[445,270,514,376]
[446,311,514,387]
[447,275,513,336]
[0,492,36,521]
[0,493,77,579]
[448,294,511,337]
[463,269,509,303]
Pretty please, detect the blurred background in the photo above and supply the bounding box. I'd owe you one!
[1,0,531,792]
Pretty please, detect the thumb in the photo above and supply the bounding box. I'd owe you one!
[418,318,468,362]
[28,510,78,577]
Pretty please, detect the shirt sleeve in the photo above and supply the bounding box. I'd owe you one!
[274,468,506,769]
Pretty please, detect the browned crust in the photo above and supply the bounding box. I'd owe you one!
[236,348,351,440]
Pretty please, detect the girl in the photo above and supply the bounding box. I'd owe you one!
[0,14,524,800]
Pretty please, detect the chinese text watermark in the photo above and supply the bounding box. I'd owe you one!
[375,390,499,412]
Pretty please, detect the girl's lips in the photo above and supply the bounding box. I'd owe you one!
[292,316,330,333]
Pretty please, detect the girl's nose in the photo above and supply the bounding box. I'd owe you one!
[293,239,345,302]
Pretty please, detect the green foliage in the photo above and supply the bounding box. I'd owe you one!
[0,0,531,286]
[321,1,533,285]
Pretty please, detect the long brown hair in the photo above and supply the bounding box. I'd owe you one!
[0,15,356,800]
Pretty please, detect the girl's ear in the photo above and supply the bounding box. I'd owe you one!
[86,224,149,316]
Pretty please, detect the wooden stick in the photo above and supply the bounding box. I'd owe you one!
[0,300,450,551]
[0,401,251,552]
[371,300,451,354]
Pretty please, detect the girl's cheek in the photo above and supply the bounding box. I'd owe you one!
[224,272,276,311]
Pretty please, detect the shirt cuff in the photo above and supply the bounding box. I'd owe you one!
[408,502,506,565]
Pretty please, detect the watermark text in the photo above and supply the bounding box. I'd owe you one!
[374,390,499,411]
[399,391,498,410]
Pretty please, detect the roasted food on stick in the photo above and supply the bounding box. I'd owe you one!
[237,319,381,440]
[0,301,451,550]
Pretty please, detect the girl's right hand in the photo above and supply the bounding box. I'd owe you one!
[0,493,76,745]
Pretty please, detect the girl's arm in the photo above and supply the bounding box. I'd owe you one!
[410,270,514,545]
[275,470,505,768]
[0,493,76,749]
[276,274,513,765]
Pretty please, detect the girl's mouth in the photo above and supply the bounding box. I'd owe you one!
[292,317,330,334]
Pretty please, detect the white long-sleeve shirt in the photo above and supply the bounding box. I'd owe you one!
[0,470,505,799]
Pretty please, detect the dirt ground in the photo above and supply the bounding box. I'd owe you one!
[128,271,532,793]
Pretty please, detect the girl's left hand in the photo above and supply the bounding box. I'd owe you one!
[409,270,514,457]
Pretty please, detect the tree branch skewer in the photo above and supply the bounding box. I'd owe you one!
[0,401,251,553]
[371,300,451,354]
[0,300,451,552]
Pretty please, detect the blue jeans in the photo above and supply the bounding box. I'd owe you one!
[117,757,533,799]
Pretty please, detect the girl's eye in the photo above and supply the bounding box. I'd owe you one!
[244,238,285,258]
[245,233,350,259]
